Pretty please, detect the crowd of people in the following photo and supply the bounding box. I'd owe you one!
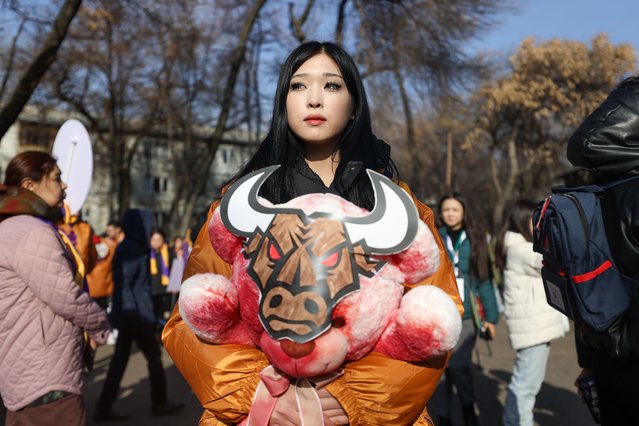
[0,40,637,426]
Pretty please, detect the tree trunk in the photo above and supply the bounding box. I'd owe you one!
[165,0,267,231]
[288,0,314,43]
[491,130,519,231]
[334,0,348,46]
[393,66,422,192]
[0,0,82,141]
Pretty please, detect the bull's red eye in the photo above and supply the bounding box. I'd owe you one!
[321,251,340,268]
[268,243,281,260]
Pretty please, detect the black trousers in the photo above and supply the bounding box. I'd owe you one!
[97,325,166,408]
[593,354,639,426]
[429,319,477,418]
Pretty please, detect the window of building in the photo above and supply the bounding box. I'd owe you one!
[19,121,57,149]
[144,175,169,193]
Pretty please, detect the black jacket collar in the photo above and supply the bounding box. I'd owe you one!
[293,157,363,197]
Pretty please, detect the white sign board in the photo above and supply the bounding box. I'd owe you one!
[52,119,93,215]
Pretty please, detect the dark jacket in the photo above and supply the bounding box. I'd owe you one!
[109,208,156,329]
[439,227,499,324]
[567,86,639,181]
[567,85,639,364]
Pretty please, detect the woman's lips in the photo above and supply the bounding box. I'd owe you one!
[304,115,326,125]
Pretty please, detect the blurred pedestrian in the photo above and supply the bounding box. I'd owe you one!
[495,199,569,426]
[58,206,98,280]
[149,227,171,323]
[167,235,189,311]
[86,221,122,310]
[430,192,499,426]
[0,151,110,426]
[94,209,183,422]
[567,76,639,426]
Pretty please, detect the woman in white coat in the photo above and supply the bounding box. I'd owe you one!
[495,199,569,426]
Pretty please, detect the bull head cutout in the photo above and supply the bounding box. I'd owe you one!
[220,165,419,343]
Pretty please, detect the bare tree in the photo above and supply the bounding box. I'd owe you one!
[167,0,267,235]
[0,0,82,141]
[48,0,162,218]
[352,0,505,197]
[466,35,636,230]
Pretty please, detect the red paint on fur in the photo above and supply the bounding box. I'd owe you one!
[210,209,243,263]
[183,193,460,380]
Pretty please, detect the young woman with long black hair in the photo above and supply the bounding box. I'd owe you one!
[430,192,499,426]
[162,41,463,426]
[494,199,568,426]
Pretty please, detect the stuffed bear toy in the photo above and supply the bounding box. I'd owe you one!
[179,167,461,421]
[179,166,461,374]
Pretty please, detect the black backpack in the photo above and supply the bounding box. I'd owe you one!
[532,177,639,331]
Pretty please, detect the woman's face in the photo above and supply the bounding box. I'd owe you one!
[440,198,465,231]
[150,233,165,250]
[286,53,354,148]
[23,165,67,208]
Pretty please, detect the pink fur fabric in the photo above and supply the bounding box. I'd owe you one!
[179,193,461,378]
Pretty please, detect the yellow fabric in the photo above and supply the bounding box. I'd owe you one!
[185,228,194,250]
[162,182,463,425]
[57,229,86,285]
[57,210,98,276]
[150,243,170,286]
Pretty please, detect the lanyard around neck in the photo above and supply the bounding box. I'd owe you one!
[446,230,466,267]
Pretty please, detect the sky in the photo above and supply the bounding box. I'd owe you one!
[468,0,639,57]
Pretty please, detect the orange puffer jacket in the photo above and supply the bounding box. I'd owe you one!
[162,182,463,425]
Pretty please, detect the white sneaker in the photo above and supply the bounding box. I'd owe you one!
[107,329,118,346]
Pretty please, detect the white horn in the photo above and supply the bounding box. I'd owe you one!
[220,166,279,237]
[343,170,418,254]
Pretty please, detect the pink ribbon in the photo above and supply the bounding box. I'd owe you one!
[241,365,343,426]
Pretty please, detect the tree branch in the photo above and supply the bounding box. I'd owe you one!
[0,0,82,140]
[288,0,314,43]
[334,0,348,46]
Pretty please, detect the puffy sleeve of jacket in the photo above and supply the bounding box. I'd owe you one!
[163,183,463,425]
[15,222,110,338]
[162,200,268,425]
[476,277,499,325]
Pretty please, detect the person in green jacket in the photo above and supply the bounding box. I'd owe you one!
[429,192,499,426]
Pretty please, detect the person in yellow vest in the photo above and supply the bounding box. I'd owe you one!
[149,228,170,325]
[57,205,98,281]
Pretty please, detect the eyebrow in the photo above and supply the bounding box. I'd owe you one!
[291,72,344,79]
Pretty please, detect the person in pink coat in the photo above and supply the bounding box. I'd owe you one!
[0,151,111,426]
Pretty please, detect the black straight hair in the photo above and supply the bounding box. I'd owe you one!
[437,192,491,283]
[225,41,397,210]
[494,199,538,271]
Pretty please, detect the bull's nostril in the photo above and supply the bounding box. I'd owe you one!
[304,299,319,315]
[269,295,283,308]
[332,317,345,328]
[280,340,316,359]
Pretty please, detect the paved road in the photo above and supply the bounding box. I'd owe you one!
[78,320,595,426]
[442,321,597,426]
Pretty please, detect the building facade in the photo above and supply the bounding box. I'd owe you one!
[0,106,257,235]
